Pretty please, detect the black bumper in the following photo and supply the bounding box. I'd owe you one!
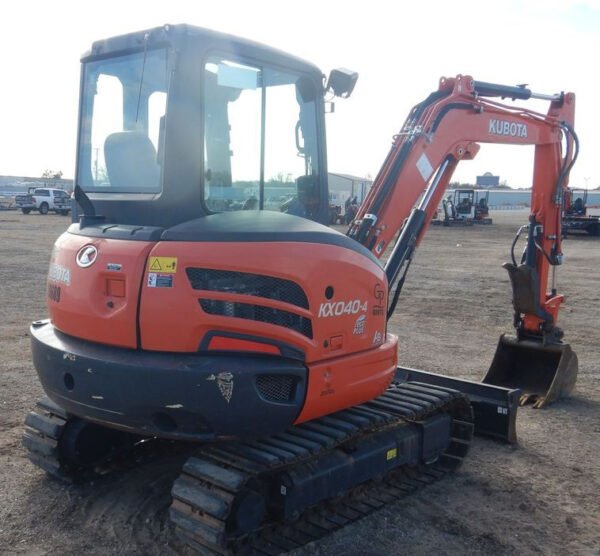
[30,321,307,441]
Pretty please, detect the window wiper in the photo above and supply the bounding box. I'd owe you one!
[135,33,150,124]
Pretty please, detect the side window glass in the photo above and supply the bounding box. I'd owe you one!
[204,61,261,212]
[203,59,321,219]
[264,78,318,216]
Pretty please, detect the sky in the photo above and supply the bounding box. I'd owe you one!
[1,0,599,188]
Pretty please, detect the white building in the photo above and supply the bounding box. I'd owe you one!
[328,172,373,214]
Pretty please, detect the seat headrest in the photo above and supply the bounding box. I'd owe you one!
[104,131,160,190]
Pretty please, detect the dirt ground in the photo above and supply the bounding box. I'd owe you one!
[0,209,598,555]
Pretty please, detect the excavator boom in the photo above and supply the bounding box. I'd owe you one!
[349,74,578,407]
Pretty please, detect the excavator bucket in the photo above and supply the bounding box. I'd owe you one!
[483,334,578,408]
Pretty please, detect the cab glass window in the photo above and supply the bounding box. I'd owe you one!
[77,48,168,193]
[203,58,321,219]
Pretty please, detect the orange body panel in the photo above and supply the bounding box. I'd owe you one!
[207,336,281,354]
[137,240,393,414]
[47,230,395,416]
[139,241,388,363]
[47,233,154,348]
[523,294,564,334]
[296,333,398,423]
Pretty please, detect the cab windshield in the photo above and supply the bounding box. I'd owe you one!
[203,57,320,219]
[77,48,168,193]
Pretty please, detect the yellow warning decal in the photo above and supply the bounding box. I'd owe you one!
[148,257,178,273]
[386,448,397,461]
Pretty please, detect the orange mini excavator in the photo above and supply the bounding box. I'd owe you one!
[23,25,578,554]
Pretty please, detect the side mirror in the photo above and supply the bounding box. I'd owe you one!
[326,68,358,99]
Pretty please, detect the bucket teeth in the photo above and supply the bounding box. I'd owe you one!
[519,393,544,408]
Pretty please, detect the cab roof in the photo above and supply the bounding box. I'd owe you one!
[82,24,323,81]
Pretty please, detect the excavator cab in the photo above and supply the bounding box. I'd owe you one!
[474,190,492,223]
[565,189,588,216]
[75,25,331,227]
[453,189,475,218]
[33,24,404,444]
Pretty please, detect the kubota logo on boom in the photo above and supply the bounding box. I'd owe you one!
[489,119,528,138]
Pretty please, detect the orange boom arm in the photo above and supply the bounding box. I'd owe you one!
[348,75,576,342]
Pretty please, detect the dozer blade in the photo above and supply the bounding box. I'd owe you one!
[396,367,520,444]
[483,334,578,409]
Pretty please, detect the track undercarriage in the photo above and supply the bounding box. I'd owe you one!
[23,381,473,555]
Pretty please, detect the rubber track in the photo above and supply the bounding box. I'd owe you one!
[170,381,474,555]
[22,397,165,482]
[22,397,72,482]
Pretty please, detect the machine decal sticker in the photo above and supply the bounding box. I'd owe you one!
[48,263,71,285]
[47,283,61,302]
[489,119,528,138]
[416,152,433,182]
[318,299,367,318]
[372,331,383,344]
[206,372,234,403]
[320,370,334,397]
[352,315,366,335]
[106,263,122,271]
[372,283,385,316]
[147,273,174,288]
[148,256,178,273]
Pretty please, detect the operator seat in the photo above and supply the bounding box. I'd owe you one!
[573,198,584,214]
[104,131,160,190]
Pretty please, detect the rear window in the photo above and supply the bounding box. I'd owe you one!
[34,189,49,196]
[77,48,168,194]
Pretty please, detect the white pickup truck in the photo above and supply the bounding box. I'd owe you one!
[15,187,71,215]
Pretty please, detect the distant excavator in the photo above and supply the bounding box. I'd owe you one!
[562,188,599,236]
[437,188,492,226]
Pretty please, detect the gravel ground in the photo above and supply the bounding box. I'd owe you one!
[0,209,598,555]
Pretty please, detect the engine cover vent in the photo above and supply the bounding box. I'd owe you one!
[199,299,313,339]
[256,374,298,403]
[187,268,309,310]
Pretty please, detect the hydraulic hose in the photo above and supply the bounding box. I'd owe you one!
[510,225,528,266]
